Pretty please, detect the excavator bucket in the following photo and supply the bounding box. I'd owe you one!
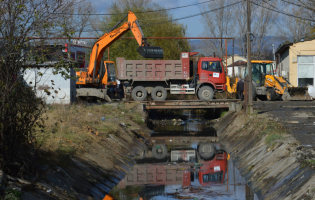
[137,46,164,58]
[282,87,313,101]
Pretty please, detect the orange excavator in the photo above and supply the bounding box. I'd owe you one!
[76,11,163,102]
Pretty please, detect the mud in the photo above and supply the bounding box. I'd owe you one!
[214,110,315,200]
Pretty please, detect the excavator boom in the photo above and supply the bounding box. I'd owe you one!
[81,11,163,85]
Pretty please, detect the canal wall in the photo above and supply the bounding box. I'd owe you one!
[214,111,315,200]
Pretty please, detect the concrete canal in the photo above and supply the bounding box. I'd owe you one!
[107,109,258,200]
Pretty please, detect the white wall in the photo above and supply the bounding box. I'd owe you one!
[227,66,245,78]
[23,67,76,104]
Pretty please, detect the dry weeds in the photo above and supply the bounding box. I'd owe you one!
[34,102,147,165]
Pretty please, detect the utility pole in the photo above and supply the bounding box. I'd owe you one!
[246,0,253,114]
[272,44,275,61]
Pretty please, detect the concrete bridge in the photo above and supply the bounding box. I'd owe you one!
[125,99,241,110]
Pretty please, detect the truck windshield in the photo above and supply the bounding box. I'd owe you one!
[202,171,223,183]
[106,63,116,82]
[201,61,222,72]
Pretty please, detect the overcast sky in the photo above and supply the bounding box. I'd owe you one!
[88,0,205,36]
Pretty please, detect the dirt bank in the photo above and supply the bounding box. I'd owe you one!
[0,102,150,199]
[214,111,315,200]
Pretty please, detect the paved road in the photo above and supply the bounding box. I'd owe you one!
[254,101,315,147]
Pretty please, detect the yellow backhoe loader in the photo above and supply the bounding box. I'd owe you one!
[226,60,312,101]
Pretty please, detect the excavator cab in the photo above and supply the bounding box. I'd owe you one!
[89,61,117,86]
[104,61,117,85]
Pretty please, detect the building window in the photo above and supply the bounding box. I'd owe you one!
[297,56,315,87]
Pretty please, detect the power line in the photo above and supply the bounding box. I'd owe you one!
[251,1,315,22]
[280,0,315,11]
[52,0,217,16]
[54,1,242,33]
[45,1,241,34]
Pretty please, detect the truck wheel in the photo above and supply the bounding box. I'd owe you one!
[198,143,215,160]
[132,86,147,101]
[198,86,214,101]
[151,86,167,101]
[152,144,168,159]
[137,147,148,159]
[267,88,276,101]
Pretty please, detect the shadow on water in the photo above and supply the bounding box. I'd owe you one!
[109,109,259,200]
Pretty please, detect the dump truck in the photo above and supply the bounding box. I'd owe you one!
[226,60,313,101]
[76,11,163,102]
[117,52,227,101]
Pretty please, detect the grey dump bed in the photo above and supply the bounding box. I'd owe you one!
[116,53,191,81]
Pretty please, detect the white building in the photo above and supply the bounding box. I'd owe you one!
[227,60,247,78]
[23,64,76,104]
[22,41,90,104]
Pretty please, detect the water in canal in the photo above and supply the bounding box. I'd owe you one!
[109,110,259,200]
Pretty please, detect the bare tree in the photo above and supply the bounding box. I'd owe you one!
[58,0,95,38]
[251,1,278,59]
[0,0,87,176]
[200,0,236,57]
[200,0,278,59]
[276,2,314,42]
[232,1,278,59]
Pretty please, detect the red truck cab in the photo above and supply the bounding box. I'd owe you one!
[198,152,227,185]
[197,57,226,87]
[196,57,226,92]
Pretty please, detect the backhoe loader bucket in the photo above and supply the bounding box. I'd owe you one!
[137,46,164,58]
[282,87,313,101]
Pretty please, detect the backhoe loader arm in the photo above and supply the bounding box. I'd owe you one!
[87,11,163,80]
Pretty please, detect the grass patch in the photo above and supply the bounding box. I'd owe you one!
[301,159,315,168]
[260,122,283,137]
[133,115,145,125]
[220,111,228,118]
[265,134,283,146]
[4,190,22,200]
[246,165,255,173]
[259,121,286,147]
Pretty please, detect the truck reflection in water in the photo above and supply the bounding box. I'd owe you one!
[113,136,231,197]
[109,115,257,200]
